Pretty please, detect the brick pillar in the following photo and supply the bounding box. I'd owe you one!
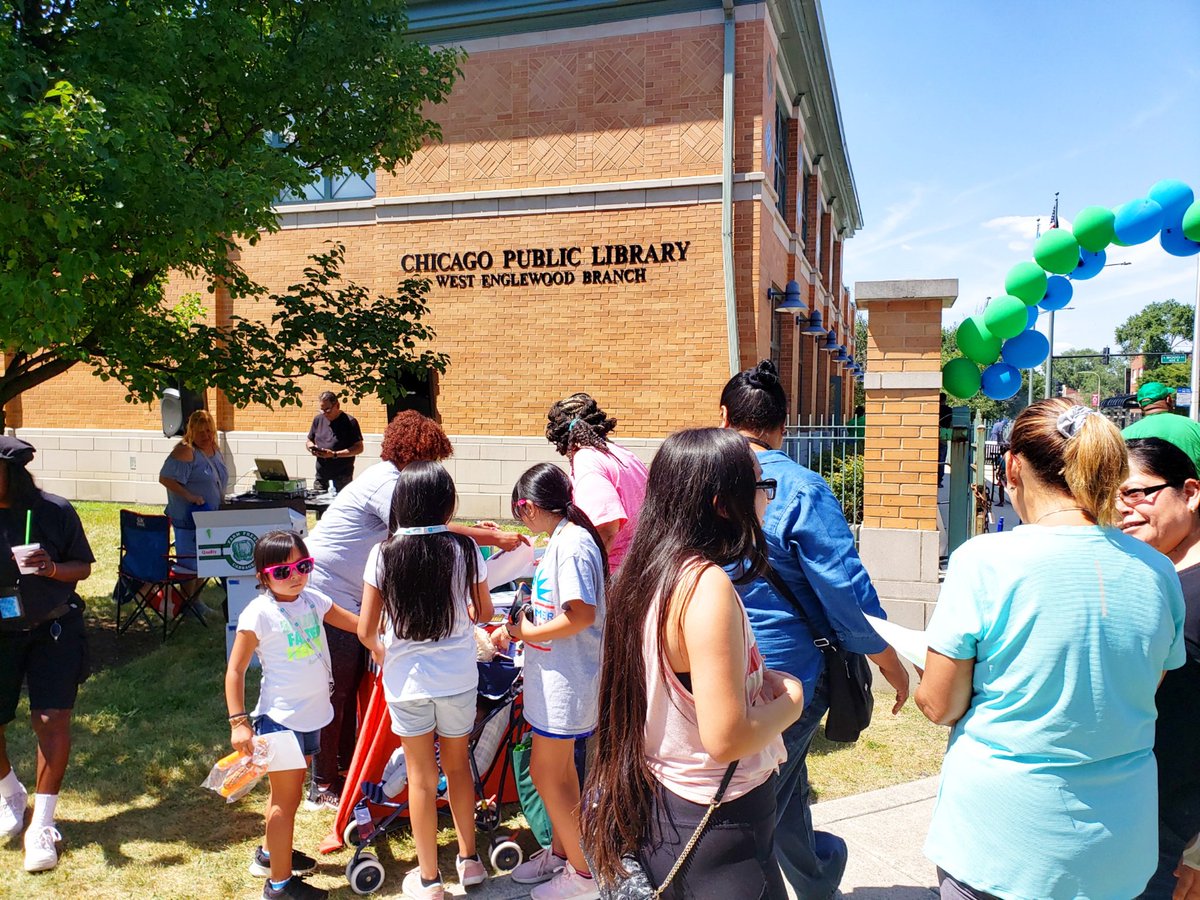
[855,279,958,627]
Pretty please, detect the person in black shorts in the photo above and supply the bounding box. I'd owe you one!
[305,391,364,495]
[0,437,95,873]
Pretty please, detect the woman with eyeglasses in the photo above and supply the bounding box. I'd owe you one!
[1118,438,1200,900]
[916,400,1186,900]
[582,427,806,899]
[718,360,910,899]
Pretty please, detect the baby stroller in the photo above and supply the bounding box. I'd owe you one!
[343,655,528,895]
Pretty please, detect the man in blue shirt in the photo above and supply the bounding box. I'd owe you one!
[720,361,910,899]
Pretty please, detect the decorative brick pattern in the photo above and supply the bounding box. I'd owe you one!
[680,38,722,99]
[528,55,577,112]
[592,119,644,171]
[593,46,644,105]
[459,129,512,180]
[406,142,450,185]
[679,120,721,165]
[526,125,577,177]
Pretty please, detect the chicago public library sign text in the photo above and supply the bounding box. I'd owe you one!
[400,241,692,288]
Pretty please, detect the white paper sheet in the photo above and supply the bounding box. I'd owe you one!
[262,729,307,772]
[486,541,535,589]
[865,614,928,670]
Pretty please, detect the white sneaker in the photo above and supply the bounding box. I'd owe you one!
[0,782,27,838]
[529,866,600,900]
[23,825,61,872]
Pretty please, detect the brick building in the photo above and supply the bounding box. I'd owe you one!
[10,0,863,515]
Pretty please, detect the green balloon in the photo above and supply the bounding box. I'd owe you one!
[983,295,1029,339]
[957,315,1002,365]
[943,357,981,399]
[1183,201,1200,243]
[1004,261,1048,305]
[1072,206,1116,252]
[1034,229,1081,275]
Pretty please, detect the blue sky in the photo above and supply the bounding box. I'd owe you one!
[822,1,1200,353]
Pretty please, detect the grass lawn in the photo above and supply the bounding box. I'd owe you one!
[0,502,948,898]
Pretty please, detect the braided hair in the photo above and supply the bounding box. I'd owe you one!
[545,392,618,460]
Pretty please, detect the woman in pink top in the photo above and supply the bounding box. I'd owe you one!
[545,393,648,570]
[582,428,806,899]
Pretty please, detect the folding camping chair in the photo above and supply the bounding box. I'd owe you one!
[113,510,210,639]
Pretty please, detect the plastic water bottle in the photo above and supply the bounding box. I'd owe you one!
[997,516,1005,532]
[327,481,337,499]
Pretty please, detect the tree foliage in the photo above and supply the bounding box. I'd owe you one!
[1049,349,1127,402]
[1114,299,1194,371]
[0,1,462,425]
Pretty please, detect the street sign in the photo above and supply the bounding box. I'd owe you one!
[1162,354,1188,364]
[1178,388,1193,407]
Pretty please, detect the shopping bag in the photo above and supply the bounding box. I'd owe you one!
[202,736,273,803]
[512,738,553,848]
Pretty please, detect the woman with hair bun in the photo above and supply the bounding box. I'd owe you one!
[719,360,909,899]
[545,393,648,570]
[916,399,1187,900]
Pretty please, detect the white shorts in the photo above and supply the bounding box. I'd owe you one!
[388,689,476,738]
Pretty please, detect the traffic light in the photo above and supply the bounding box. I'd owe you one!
[1102,346,1110,365]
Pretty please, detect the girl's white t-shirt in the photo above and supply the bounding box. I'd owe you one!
[364,538,487,703]
[236,586,335,732]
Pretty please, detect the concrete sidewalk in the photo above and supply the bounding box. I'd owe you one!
[438,776,940,899]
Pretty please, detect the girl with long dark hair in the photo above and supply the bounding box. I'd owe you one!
[356,461,493,899]
[581,428,806,899]
[501,463,607,899]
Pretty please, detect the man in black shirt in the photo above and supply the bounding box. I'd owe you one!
[0,437,95,873]
[306,391,364,494]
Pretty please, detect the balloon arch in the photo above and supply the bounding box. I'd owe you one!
[943,179,1200,401]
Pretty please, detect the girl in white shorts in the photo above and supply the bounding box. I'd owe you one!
[358,462,493,900]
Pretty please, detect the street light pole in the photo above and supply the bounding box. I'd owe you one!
[1045,309,1056,399]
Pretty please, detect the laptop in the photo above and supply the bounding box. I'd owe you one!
[255,458,290,481]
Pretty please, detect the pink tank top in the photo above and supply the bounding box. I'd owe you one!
[643,569,786,804]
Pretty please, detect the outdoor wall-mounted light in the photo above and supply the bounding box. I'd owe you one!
[820,329,840,352]
[768,280,806,314]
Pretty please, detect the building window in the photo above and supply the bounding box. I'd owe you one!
[386,368,439,423]
[773,106,789,220]
[799,156,811,246]
[268,132,376,204]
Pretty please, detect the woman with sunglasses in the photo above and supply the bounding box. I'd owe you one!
[225,531,359,900]
[1118,438,1200,899]
[582,428,806,899]
[717,360,910,899]
[915,401,1186,900]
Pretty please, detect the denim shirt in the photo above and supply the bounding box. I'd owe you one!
[732,449,887,708]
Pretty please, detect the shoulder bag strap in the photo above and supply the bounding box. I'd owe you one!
[760,564,838,650]
[654,761,739,896]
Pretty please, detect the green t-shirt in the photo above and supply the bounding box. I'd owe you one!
[1122,412,1200,473]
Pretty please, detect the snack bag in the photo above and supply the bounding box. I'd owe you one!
[202,736,274,803]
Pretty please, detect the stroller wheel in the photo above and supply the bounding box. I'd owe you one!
[346,852,385,895]
[343,817,367,848]
[490,840,523,874]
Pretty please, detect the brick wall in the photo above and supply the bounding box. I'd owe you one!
[861,298,943,531]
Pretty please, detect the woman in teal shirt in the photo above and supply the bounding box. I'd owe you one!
[916,399,1187,900]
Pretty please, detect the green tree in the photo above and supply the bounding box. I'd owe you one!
[0,1,462,428]
[1149,361,1192,390]
[1049,349,1126,403]
[1114,300,1194,372]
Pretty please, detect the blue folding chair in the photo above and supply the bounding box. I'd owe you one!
[113,510,209,639]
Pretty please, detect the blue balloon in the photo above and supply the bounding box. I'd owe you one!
[981,362,1023,400]
[1161,223,1200,258]
[1026,304,1039,330]
[1070,249,1105,281]
[1148,180,1194,223]
[1001,329,1050,369]
[1113,198,1165,245]
[1039,275,1074,310]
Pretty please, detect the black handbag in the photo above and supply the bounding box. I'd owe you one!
[596,762,738,899]
[762,565,873,743]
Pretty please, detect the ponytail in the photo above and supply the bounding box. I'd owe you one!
[512,462,610,577]
[1009,398,1128,526]
[546,393,618,459]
